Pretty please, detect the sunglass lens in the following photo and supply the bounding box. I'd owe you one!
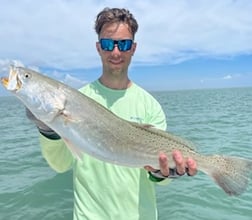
[100,39,114,51]
[118,40,133,51]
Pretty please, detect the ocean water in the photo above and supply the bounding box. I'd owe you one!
[0,87,252,220]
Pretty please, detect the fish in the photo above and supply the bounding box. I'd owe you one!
[1,66,252,196]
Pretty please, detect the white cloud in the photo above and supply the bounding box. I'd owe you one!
[62,73,88,89]
[223,75,232,80]
[222,73,243,80]
[0,0,252,69]
[201,73,243,84]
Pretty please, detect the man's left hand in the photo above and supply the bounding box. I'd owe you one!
[144,150,197,177]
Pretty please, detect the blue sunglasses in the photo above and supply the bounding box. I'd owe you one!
[99,38,133,52]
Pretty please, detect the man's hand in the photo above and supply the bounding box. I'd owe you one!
[26,107,51,131]
[144,150,197,178]
[26,108,60,140]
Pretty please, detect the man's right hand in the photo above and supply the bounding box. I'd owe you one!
[26,108,61,140]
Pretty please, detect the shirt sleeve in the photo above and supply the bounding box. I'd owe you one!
[39,134,74,173]
[146,95,167,131]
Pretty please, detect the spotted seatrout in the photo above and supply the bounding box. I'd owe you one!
[1,66,252,196]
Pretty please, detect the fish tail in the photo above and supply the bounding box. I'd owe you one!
[201,155,252,196]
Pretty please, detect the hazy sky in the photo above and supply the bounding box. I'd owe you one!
[1,0,252,95]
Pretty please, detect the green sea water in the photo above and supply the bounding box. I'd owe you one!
[0,87,252,220]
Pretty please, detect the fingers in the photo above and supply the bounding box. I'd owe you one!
[25,107,53,131]
[172,150,186,175]
[144,153,169,177]
[144,165,156,172]
[144,151,197,178]
[186,157,197,176]
[172,150,197,176]
[158,153,169,176]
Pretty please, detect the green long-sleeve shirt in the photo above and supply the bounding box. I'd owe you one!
[40,80,167,220]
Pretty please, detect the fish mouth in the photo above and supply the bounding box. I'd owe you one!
[0,66,22,91]
[0,77,9,88]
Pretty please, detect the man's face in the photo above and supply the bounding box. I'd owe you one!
[96,22,137,75]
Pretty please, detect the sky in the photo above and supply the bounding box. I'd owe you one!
[0,0,252,96]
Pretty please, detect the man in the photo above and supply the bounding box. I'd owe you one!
[27,7,197,220]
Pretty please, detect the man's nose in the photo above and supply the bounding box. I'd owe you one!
[111,45,121,54]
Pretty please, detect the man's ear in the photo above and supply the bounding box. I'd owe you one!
[131,42,137,55]
[96,42,101,54]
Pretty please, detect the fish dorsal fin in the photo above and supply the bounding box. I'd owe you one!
[141,124,155,129]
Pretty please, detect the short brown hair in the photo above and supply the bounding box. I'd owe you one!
[95,7,138,39]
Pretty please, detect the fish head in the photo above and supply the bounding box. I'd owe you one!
[1,65,41,96]
[1,66,67,123]
[1,65,22,91]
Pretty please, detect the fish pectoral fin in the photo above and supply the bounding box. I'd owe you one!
[50,95,79,123]
[59,109,80,124]
[42,93,67,122]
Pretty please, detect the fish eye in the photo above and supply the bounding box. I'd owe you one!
[24,72,31,79]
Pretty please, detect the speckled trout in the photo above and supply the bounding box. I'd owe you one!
[1,66,252,196]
